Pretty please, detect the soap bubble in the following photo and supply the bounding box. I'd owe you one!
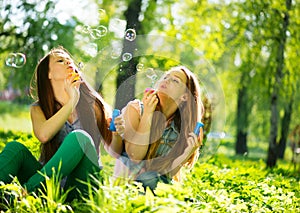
[122,52,132,61]
[145,68,157,80]
[136,63,144,72]
[97,25,108,37]
[145,68,157,87]
[82,25,91,34]
[90,29,101,39]
[125,28,136,41]
[98,9,107,20]
[90,26,107,39]
[5,53,26,68]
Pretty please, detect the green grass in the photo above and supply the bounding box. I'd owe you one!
[0,102,299,212]
[0,101,32,133]
[0,129,299,212]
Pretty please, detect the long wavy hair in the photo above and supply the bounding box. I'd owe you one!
[144,66,204,176]
[30,46,112,163]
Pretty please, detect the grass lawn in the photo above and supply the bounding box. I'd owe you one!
[0,101,299,212]
[0,101,32,133]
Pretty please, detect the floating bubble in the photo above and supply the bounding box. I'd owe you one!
[125,28,136,41]
[145,68,157,81]
[82,25,91,34]
[136,63,144,72]
[90,29,101,39]
[145,68,158,87]
[97,25,108,37]
[90,26,107,39]
[122,52,132,62]
[5,54,15,67]
[5,53,26,68]
[98,9,107,20]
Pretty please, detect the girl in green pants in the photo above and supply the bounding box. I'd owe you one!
[0,46,124,200]
[0,130,100,200]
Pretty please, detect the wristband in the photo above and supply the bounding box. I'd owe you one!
[193,121,204,136]
[109,109,120,131]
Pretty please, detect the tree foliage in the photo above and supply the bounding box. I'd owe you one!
[0,0,83,91]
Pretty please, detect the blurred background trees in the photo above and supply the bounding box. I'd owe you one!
[1,0,299,168]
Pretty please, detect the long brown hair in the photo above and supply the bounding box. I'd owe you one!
[30,46,112,163]
[145,66,204,175]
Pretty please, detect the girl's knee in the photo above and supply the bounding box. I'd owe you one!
[65,130,95,147]
[5,141,28,152]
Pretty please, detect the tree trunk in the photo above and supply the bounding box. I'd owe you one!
[266,0,291,168]
[267,94,279,167]
[235,81,249,155]
[277,95,293,159]
[115,0,142,110]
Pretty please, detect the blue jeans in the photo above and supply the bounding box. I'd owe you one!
[135,171,171,192]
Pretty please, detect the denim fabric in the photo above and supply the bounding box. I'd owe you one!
[135,171,171,192]
[118,152,145,176]
[155,120,179,157]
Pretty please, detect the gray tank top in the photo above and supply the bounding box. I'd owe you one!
[31,102,82,146]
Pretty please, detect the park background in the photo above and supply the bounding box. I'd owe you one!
[0,0,299,212]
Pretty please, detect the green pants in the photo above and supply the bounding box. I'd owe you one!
[0,130,101,200]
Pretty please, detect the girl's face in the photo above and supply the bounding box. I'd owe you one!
[48,51,76,82]
[156,69,188,102]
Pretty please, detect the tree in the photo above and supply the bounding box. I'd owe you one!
[113,0,163,110]
[266,0,292,167]
[235,71,250,155]
[277,93,293,159]
[0,0,82,94]
[115,0,143,110]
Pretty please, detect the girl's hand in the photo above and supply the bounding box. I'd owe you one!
[142,89,159,114]
[114,115,125,137]
[184,132,202,156]
[65,72,82,108]
[170,132,202,173]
